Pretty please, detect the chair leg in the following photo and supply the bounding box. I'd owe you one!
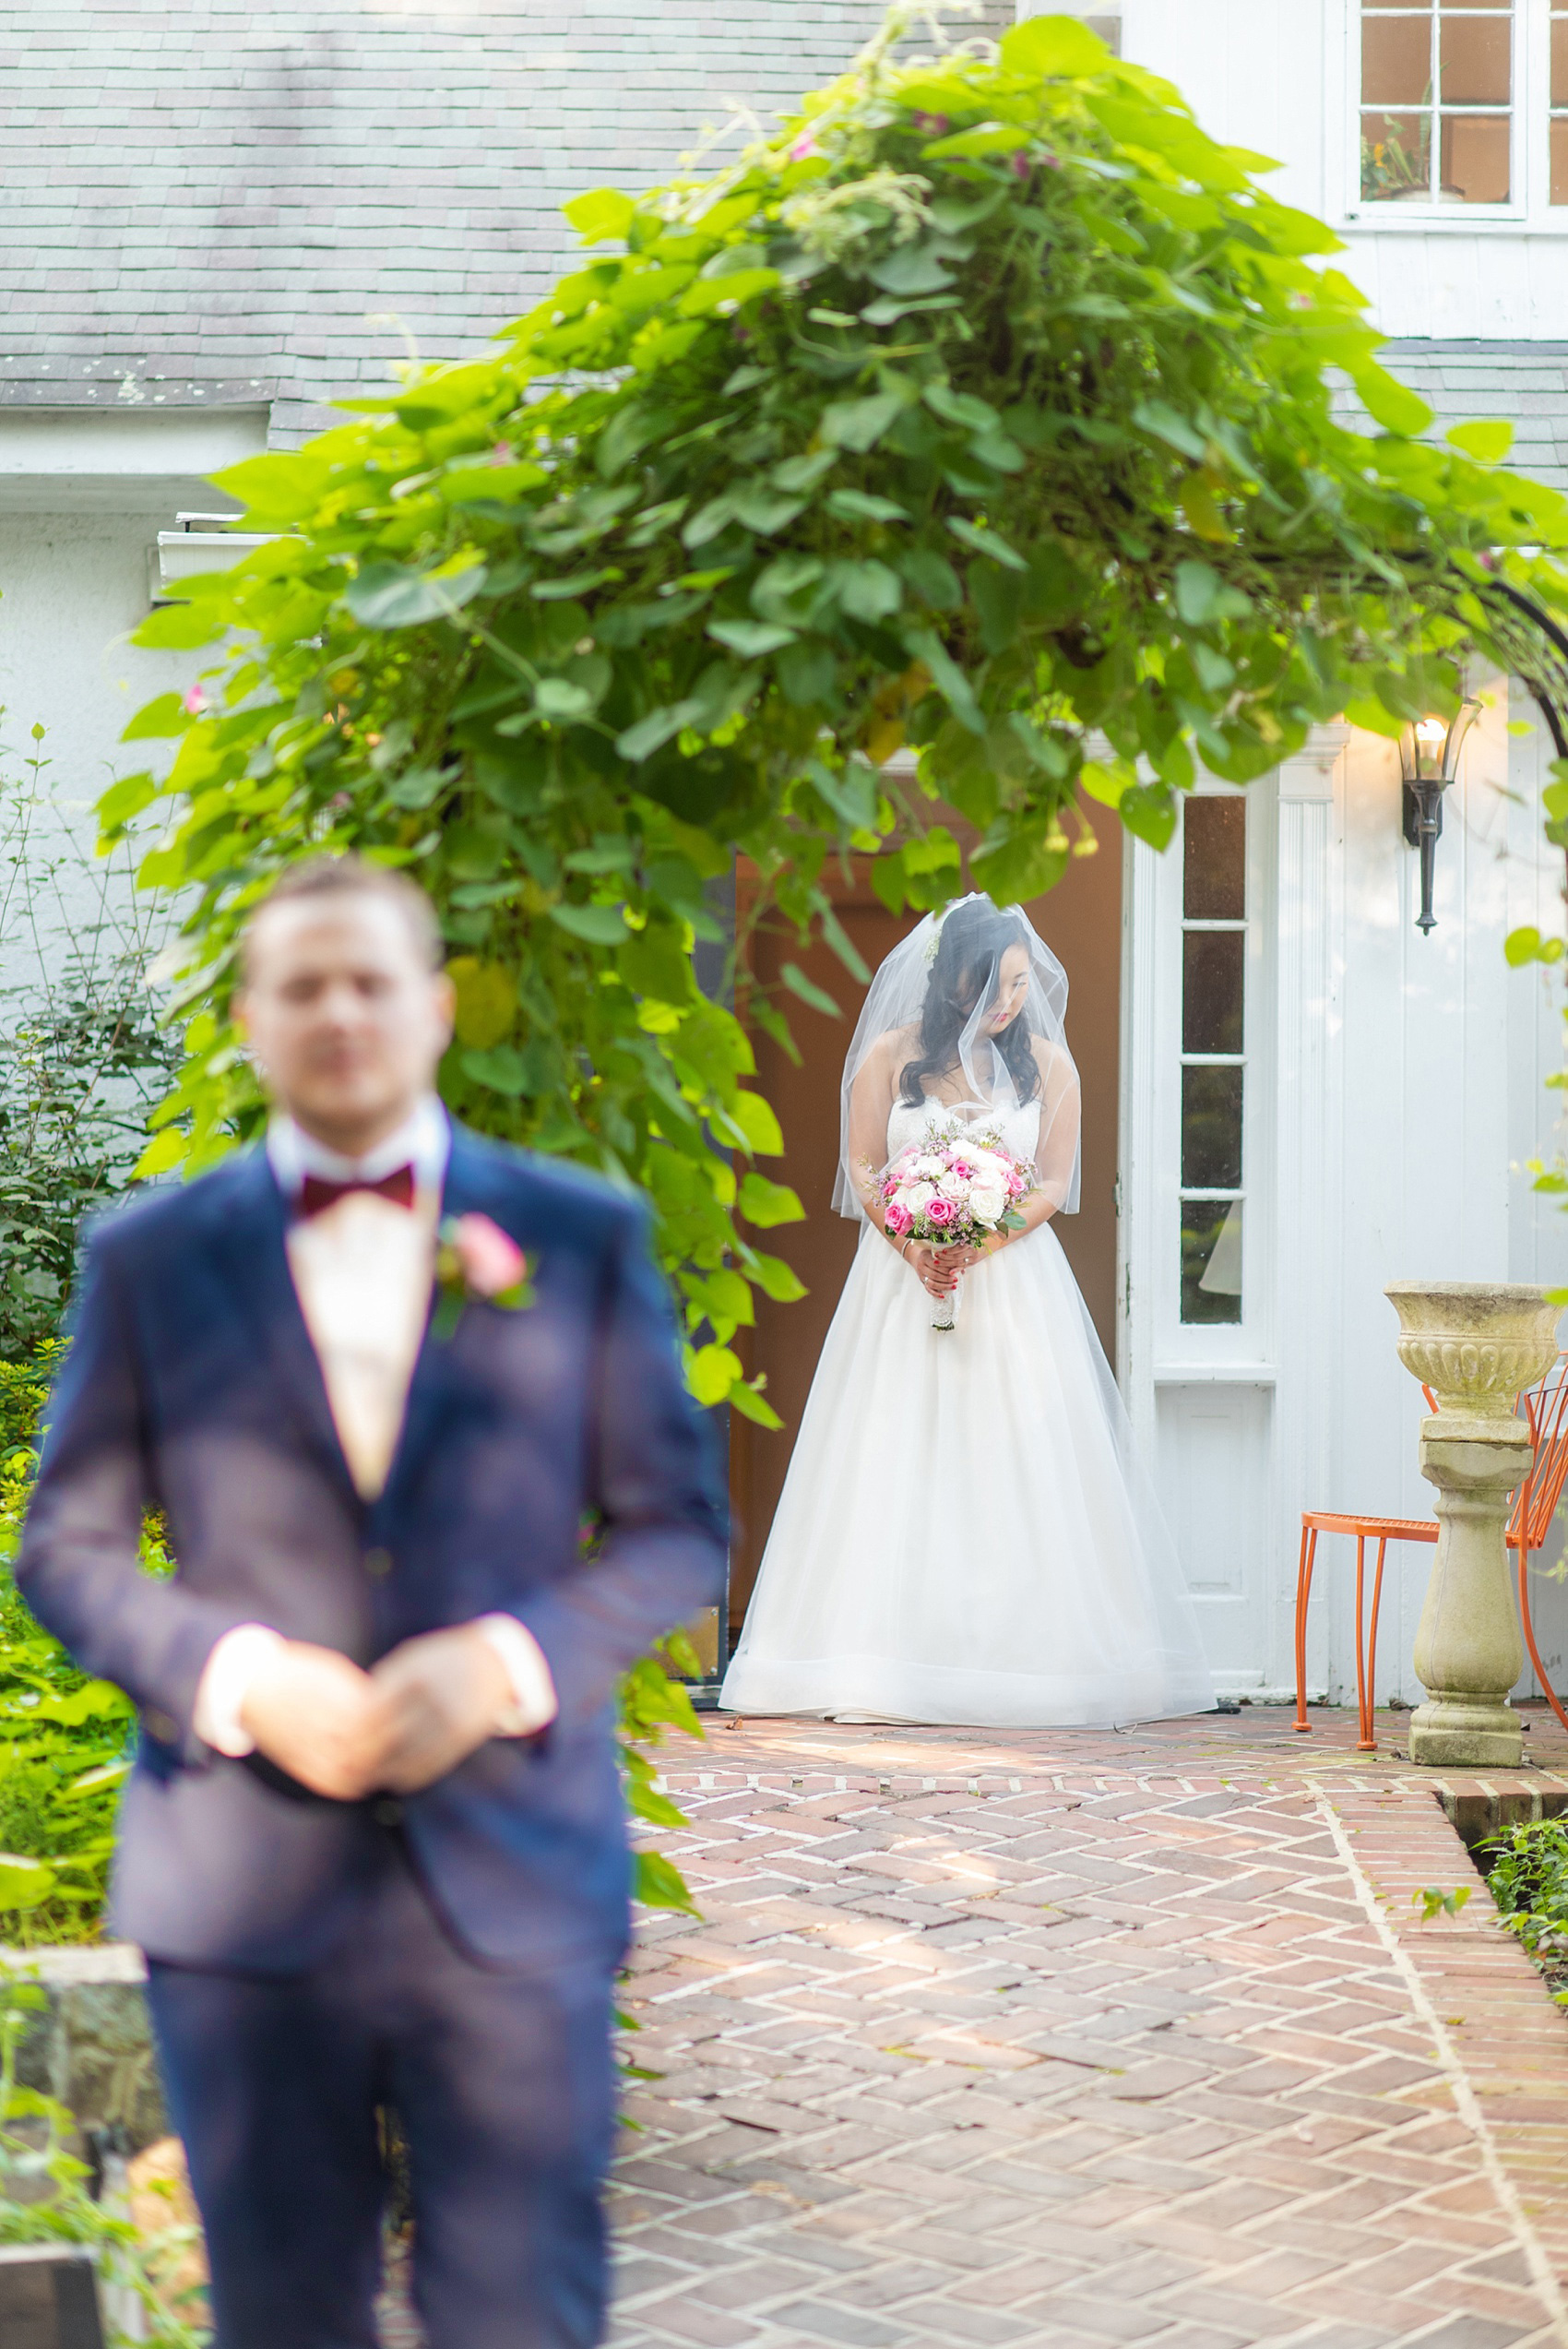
[1295,1524,1316,1733]
[1361,1538,1389,1755]
[1517,1538,1568,1740]
[1353,1535,1370,1751]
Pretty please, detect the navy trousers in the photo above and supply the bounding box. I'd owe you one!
[146,1836,617,2349]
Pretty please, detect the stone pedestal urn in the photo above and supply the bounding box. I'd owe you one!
[1385,1282,1561,1767]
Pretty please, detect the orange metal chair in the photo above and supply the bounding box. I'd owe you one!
[1511,1354,1568,1740]
[1294,1352,1568,1754]
[1293,1513,1436,1751]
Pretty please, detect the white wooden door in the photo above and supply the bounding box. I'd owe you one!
[1121,778,1281,1692]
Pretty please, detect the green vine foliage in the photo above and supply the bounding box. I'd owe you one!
[104,3,1568,1413]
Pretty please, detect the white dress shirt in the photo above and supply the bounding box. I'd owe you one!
[192,1098,556,1759]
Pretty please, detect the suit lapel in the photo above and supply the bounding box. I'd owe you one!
[377,1124,506,1514]
[202,1147,362,1507]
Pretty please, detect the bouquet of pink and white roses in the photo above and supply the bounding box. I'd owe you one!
[878,1122,1035,1330]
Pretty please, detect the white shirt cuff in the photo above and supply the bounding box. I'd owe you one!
[193,1625,288,1758]
[475,1615,558,1737]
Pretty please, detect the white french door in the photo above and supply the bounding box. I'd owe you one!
[1120,778,1280,1690]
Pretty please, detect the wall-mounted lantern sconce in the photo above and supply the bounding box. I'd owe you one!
[1399,695,1479,934]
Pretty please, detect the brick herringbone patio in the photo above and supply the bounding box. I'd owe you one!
[595,1707,1568,2349]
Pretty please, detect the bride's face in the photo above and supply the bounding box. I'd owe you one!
[982,944,1030,1034]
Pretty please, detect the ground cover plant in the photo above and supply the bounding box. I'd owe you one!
[101,3,1568,1432]
[1482,1814,1568,1998]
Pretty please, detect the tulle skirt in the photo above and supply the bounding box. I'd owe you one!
[719,1221,1215,1728]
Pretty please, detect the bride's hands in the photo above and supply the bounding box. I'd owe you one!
[903,1239,959,1298]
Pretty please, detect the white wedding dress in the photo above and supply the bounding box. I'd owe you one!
[719,1094,1216,1727]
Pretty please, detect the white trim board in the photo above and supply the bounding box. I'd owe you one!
[0,406,267,513]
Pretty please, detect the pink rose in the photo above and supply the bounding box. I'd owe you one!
[885,1202,912,1237]
[948,1158,976,1181]
[452,1212,529,1298]
[925,1196,956,1228]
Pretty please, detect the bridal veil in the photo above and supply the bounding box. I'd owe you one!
[832,893,1083,1222]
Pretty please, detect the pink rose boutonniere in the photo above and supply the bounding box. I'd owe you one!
[433,1212,535,1339]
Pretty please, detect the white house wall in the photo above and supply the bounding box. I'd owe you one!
[1131,707,1568,1707]
[1122,0,1568,350]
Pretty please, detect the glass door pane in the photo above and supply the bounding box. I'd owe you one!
[1179,795,1247,1328]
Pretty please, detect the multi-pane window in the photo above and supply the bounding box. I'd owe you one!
[1553,0,1568,198]
[1179,799,1246,1327]
[1361,1,1515,207]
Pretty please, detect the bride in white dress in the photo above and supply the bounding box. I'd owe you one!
[719,894,1215,1727]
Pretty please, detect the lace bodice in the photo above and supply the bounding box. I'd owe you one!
[885,1094,1042,1168]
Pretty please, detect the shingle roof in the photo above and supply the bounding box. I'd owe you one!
[0,1,1009,444]
[1382,341,1568,494]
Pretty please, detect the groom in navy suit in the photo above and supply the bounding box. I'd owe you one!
[18,856,726,2348]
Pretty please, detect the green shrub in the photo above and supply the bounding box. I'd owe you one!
[0,721,179,1361]
[0,1348,142,1947]
[1483,1815,1568,1970]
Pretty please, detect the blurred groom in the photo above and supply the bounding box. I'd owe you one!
[18,857,726,2349]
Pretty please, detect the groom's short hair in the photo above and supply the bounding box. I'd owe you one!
[244,855,444,975]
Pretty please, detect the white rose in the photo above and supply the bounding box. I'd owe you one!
[938,1171,968,1199]
[970,1187,1006,1224]
[906,1182,936,1214]
[914,1154,944,1179]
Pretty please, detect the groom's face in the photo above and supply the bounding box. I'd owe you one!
[237,892,455,1152]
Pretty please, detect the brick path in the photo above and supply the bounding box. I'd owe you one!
[375,1704,1568,2348]
[600,1706,1568,2349]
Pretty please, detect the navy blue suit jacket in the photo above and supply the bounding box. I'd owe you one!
[17,1124,727,1975]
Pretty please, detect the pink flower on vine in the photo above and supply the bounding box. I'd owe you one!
[183,686,207,715]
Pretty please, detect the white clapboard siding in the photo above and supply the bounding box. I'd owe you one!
[1122,0,1568,347]
[1124,698,1568,1706]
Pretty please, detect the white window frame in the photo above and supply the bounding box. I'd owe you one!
[1333,0,1568,227]
[1122,779,1277,1388]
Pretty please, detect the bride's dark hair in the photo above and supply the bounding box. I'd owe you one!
[898,899,1042,1108]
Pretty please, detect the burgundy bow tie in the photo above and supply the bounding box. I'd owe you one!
[296,1164,417,1221]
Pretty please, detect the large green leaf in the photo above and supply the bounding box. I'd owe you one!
[820,383,917,452]
[346,560,488,629]
[550,901,630,945]
[0,1853,55,1910]
[999,13,1111,78]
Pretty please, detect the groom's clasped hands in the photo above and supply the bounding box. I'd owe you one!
[237,1626,517,1800]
